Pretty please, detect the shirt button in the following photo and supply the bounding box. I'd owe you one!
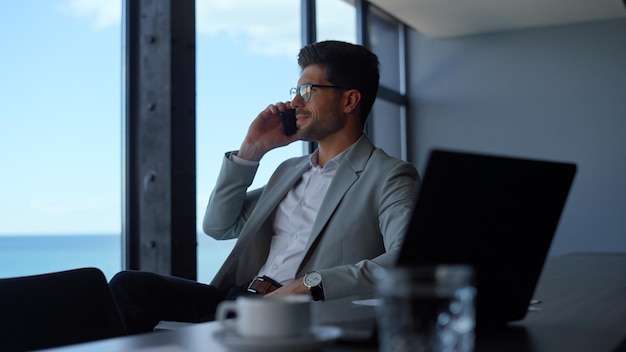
[272,264,278,270]
[290,234,297,239]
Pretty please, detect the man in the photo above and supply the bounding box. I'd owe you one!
[110,40,419,334]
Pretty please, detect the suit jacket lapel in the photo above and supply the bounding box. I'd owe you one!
[249,159,311,233]
[227,158,310,259]
[304,136,374,253]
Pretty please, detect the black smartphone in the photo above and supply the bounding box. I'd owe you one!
[280,108,298,136]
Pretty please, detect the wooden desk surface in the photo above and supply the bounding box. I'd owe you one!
[41,253,626,352]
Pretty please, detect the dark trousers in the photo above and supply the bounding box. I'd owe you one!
[109,271,227,335]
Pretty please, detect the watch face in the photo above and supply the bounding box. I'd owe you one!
[305,272,322,287]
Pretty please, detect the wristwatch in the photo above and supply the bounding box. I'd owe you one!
[303,271,325,301]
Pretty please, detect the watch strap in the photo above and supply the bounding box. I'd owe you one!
[304,272,325,301]
[309,283,325,301]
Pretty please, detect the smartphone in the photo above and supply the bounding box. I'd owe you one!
[280,108,298,136]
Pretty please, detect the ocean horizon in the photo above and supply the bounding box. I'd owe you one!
[0,233,235,283]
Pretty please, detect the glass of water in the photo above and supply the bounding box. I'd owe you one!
[375,265,476,352]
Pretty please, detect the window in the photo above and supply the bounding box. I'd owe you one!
[370,99,405,159]
[364,4,408,160]
[317,0,357,43]
[368,6,403,91]
[195,0,303,283]
[0,1,122,279]
[0,1,410,282]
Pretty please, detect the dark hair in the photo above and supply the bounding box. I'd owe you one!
[297,40,380,127]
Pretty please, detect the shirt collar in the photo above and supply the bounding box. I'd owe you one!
[308,142,355,173]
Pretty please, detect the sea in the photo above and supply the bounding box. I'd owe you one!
[0,234,236,283]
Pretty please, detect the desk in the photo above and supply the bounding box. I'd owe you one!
[41,253,626,352]
[477,253,626,352]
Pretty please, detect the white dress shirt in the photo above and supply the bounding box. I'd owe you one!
[232,147,350,284]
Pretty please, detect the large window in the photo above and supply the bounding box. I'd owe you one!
[195,0,303,283]
[0,1,122,279]
[0,1,409,282]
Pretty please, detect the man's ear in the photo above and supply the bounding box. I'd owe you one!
[342,89,361,114]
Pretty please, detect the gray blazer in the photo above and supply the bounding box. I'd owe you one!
[203,135,419,300]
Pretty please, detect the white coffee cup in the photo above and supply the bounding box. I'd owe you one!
[216,294,312,338]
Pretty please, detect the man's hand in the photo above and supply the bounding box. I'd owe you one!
[237,102,299,162]
[264,276,310,298]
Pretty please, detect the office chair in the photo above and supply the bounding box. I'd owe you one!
[0,267,126,351]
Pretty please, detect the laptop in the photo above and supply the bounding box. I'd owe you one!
[317,149,576,340]
[396,149,577,327]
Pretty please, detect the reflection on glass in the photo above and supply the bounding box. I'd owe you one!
[0,1,122,279]
[196,0,303,283]
[370,100,404,160]
[368,7,401,91]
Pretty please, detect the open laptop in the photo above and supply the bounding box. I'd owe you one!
[396,149,577,327]
[317,149,576,340]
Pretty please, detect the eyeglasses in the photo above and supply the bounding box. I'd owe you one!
[290,83,345,102]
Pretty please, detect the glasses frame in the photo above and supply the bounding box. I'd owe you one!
[290,83,345,102]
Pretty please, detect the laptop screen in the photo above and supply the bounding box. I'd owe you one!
[397,149,576,326]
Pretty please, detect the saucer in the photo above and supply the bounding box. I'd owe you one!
[213,325,342,352]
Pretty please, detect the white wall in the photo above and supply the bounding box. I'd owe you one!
[406,18,626,255]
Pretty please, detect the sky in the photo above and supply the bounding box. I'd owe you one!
[0,0,356,236]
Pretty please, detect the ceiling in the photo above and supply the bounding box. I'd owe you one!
[368,0,626,38]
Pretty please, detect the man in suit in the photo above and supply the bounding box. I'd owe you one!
[110,40,419,334]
